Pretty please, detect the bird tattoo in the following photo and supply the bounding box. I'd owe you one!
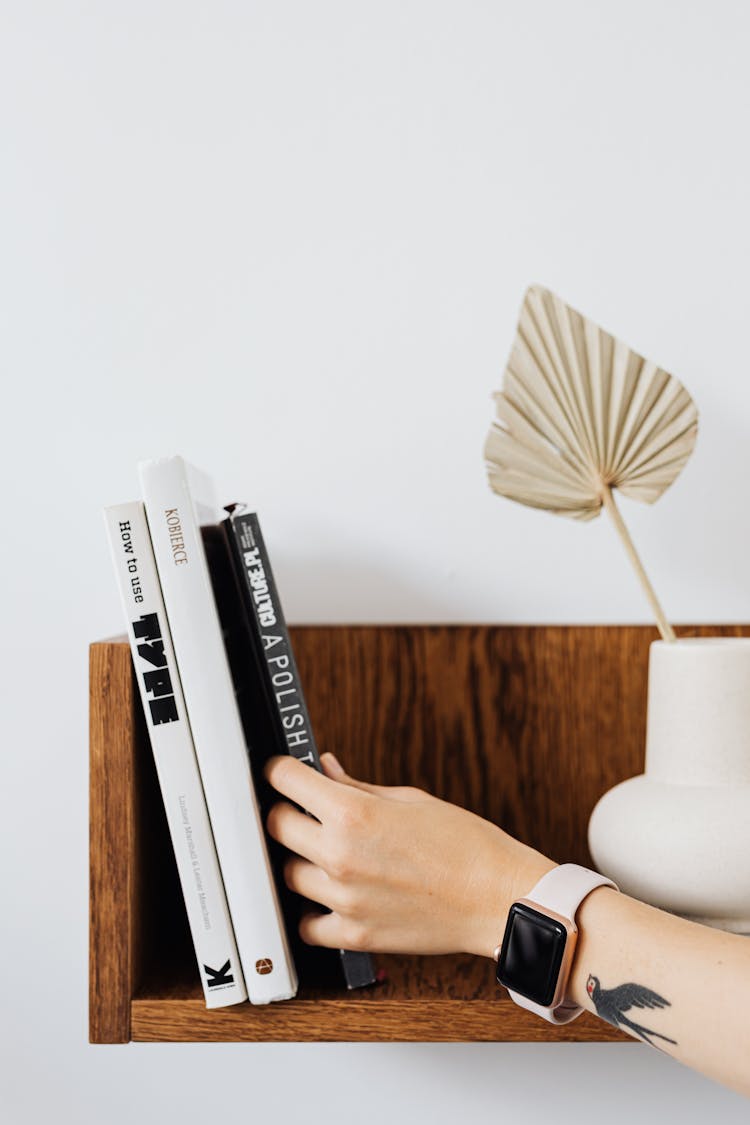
[587,974,677,1049]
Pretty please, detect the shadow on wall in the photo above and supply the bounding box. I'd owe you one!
[643,395,750,618]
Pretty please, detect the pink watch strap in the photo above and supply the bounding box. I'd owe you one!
[507,863,619,1025]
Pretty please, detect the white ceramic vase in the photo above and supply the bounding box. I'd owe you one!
[588,637,750,934]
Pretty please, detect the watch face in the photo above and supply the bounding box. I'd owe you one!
[496,902,568,1007]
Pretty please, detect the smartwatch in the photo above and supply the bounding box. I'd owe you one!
[494,863,619,1024]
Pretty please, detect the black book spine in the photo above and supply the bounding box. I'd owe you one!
[222,505,376,991]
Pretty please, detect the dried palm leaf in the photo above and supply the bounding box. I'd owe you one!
[484,285,698,641]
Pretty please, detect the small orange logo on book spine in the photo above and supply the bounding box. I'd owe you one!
[255,958,273,975]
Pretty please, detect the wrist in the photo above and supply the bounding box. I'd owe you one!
[462,828,557,959]
[566,882,622,1009]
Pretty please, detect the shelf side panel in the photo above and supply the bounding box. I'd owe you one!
[89,642,138,1043]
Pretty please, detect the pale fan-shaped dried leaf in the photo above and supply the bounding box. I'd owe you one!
[484,285,699,520]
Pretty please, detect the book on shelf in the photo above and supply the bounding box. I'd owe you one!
[137,456,298,1005]
[103,501,247,1008]
[220,504,377,991]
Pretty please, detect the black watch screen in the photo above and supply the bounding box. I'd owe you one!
[495,901,568,1007]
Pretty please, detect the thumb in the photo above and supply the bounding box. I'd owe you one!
[319,751,369,789]
[319,753,425,802]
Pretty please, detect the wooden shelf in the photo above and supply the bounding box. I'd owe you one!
[90,623,750,1043]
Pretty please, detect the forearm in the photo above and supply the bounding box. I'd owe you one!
[567,885,750,1095]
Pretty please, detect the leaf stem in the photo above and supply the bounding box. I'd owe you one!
[601,486,676,643]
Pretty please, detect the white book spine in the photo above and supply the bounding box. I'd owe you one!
[138,457,298,1004]
[103,501,247,1008]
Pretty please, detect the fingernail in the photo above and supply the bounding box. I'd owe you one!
[322,752,346,778]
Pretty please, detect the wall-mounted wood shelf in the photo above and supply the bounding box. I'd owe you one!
[90,623,748,1044]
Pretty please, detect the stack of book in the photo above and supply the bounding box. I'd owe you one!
[104,455,376,1008]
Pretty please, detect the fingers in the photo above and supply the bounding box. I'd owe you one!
[282,854,338,910]
[298,909,371,952]
[264,751,426,839]
[265,798,327,867]
[263,754,347,822]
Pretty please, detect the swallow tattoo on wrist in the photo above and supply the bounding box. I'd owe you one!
[587,974,677,1048]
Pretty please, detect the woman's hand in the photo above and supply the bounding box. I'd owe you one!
[263,751,556,959]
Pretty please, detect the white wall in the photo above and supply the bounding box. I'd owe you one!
[2,1,749,1120]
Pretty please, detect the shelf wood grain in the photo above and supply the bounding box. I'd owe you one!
[90,624,750,1044]
[130,996,624,1043]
